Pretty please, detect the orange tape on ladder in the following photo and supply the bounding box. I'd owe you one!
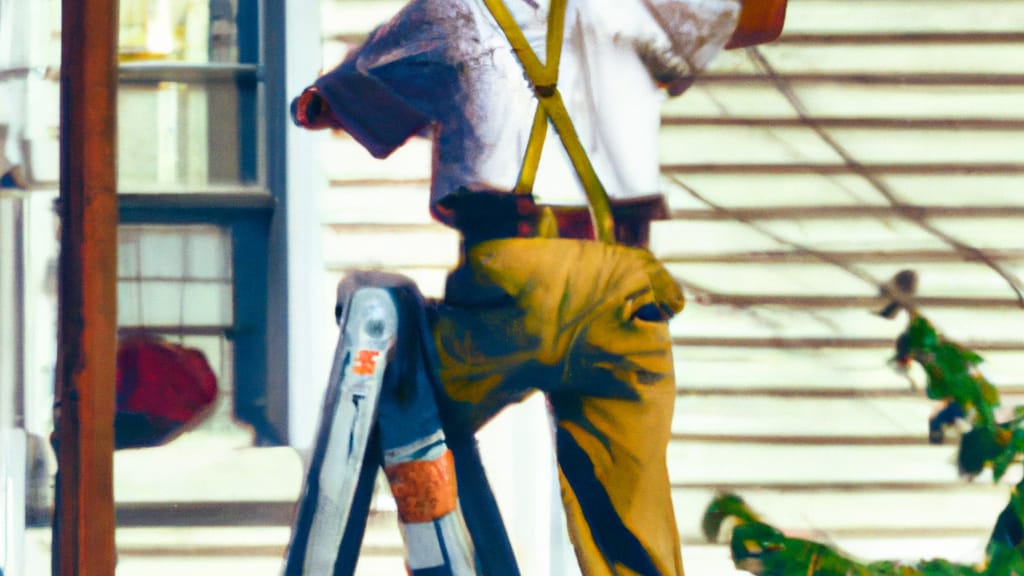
[385,450,459,523]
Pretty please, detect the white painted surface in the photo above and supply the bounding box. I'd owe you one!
[285,0,335,457]
[305,0,1024,572]
[0,196,25,576]
[0,429,25,576]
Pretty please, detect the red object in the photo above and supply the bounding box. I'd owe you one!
[726,0,788,49]
[115,338,219,449]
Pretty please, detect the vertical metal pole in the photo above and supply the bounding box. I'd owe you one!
[55,0,118,572]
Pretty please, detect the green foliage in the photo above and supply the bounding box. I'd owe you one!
[895,315,1020,481]
[702,493,982,576]
[705,311,1024,575]
[730,522,869,576]
[899,317,999,429]
[901,317,991,407]
[990,428,1024,481]
[986,541,1024,576]
[959,427,1009,477]
[867,559,981,576]
[703,492,763,542]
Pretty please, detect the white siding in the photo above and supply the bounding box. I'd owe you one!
[310,0,1024,572]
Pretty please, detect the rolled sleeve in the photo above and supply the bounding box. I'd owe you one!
[312,0,457,158]
[313,57,433,158]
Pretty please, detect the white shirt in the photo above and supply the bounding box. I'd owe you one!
[313,0,739,221]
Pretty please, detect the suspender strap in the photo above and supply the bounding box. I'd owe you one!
[481,0,617,244]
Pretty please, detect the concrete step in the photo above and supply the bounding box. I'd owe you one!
[26,525,760,576]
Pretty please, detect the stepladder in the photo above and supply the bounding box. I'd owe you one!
[283,271,521,576]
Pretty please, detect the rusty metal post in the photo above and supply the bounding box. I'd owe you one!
[55,0,119,572]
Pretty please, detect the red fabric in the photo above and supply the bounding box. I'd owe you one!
[115,338,219,448]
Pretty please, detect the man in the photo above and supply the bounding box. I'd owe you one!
[293,0,786,573]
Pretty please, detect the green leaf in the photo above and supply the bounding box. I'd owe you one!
[989,427,1022,482]
[912,558,980,576]
[863,557,979,575]
[907,316,939,351]
[702,492,762,542]
[978,379,1001,411]
[983,541,1024,575]
[958,427,1006,477]
[729,522,878,576]
[932,347,973,399]
[729,521,786,573]
[864,561,904,576]
[987,488,1024,555]
[991,447,1015,482]
[961,349,985,367]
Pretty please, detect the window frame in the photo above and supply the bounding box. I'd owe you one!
[116,0,290,445]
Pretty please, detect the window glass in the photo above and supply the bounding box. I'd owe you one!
[118,225,234,328]
[118,79,261,191]
[119,0,238,64]
[117,0,263,192]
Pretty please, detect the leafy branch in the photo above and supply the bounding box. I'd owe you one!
[703,307,1024,575]
[703,492,983,576]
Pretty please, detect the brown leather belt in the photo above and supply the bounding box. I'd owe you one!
[441,192,667,250]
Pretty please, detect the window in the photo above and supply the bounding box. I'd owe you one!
[116,0,284,445]
[117,225,240,435]
[118,0,261,192]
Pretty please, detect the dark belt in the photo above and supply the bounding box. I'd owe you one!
[440,192,667,250]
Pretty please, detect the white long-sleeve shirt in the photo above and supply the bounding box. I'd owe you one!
[313,0,739,222]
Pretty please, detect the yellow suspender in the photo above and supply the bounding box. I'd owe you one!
[480,0,617,243]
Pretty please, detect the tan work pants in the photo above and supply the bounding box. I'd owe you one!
[433,237,686,576]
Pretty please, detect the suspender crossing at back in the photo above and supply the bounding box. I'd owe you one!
[480,0,618,244]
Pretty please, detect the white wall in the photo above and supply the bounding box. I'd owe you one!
[283,0,334,457]
[0,428,27,576]
[0,196,25,576]
[21,192,57,440]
